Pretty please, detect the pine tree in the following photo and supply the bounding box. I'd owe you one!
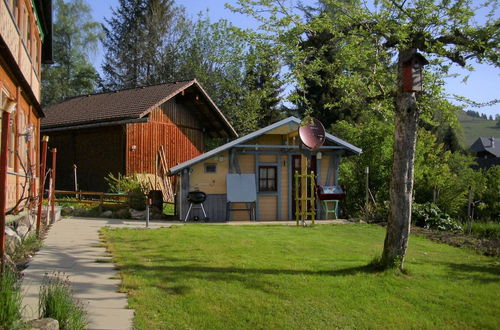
[101,0,176,89]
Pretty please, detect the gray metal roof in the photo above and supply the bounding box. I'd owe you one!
[169,116,362,175]
[470,137,500,157]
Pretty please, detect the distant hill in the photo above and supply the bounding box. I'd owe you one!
[457,110,499,147]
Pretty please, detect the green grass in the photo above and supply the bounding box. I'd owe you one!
[457,110,499,147]
[102,224,500,329]
[0,269,25,329]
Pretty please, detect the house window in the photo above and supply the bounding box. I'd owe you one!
[8,110,16,169]
[204,163,217,173]
[7,0,19,25]
[259,166,277,192]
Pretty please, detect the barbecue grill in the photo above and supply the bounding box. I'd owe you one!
[184,191,209,222]
[316,185,345,200]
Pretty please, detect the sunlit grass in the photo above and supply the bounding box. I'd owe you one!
[102,224,499,329]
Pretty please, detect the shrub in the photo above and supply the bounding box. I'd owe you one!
[413,203,462,232]
[39,273,87,330]
[467,222,500,240]
[0,269,24,329]
[106,173,148,210]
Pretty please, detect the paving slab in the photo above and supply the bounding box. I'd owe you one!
[21,216,351,329]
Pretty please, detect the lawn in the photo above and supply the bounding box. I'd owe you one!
[102,224,500,329]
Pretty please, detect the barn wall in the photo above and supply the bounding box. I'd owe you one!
[125,99,204,175]
[47,126,125,192]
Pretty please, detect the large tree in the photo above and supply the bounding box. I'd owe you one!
[41,0,102,107]
[231,0,498,269]
[101,0,178,89]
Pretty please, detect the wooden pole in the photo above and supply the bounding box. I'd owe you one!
[0,111,12,272]
[50,148,57,223]
[36,136,49,236]
[365,166,369,207]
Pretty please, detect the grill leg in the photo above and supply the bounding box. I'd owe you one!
[184,203,194,222]
[200,203,207,218]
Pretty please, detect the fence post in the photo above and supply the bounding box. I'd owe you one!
[0,108,13,272]
[50,148,57,223]
[36,136,49,237]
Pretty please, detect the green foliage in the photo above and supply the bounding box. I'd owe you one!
[467,221,500,240]
[413,203,462,232]
[457,109,500,147]
[0,269,24,329]
[105,173,147,194]
[42,0,102,107]
[11,233,43,263]
[39,273,87,330]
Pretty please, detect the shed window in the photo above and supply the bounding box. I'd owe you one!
[259,166,277,192]
[204,163,217,173]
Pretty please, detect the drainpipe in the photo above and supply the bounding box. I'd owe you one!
[0,98,16,272]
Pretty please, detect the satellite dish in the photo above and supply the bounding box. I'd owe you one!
[298,117,326,150]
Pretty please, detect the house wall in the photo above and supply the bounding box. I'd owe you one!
[1,46,41,210]
[47,126,125,192]
[178,133,342,222]
[125,99,204,175]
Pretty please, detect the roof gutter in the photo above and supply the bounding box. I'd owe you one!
[41,118,148,133]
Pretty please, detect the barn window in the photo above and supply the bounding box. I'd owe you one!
[259,166,277,192]
[204,163,217,173]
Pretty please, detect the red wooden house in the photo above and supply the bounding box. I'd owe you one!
[41,79,237,193]
[1,0,52,211]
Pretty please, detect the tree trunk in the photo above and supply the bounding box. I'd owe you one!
[381,49,419,270]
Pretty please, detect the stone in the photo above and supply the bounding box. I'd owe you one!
[29,318,59,330]
[61,206,74,216]
[5,226,21,254]
[129,208,147,220]
[101,210,113,218]
[18,213,35,227]
[113,208,130,219]
[16,224,32,237]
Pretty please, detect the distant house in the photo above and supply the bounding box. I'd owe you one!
[1,0,52,210]
[41,79,237,192]
[169,117,361,221]
[469,137,500,169]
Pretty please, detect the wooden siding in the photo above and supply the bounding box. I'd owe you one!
[1,65,41,209]
[258,195,277,220]
[47,127,124,192]
[184,194,227,222]
[189,152,228,194]
[126,99,204,175]
[280,154,288,220]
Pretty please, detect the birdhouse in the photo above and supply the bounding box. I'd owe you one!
[402,53,428,92]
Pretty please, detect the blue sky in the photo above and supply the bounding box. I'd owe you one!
[87,0,500,117]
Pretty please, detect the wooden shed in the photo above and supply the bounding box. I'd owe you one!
[170,117,361,221]
[41,79,237,193]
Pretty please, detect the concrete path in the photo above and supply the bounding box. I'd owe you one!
[21,217,351,329]
[20,217,171,330]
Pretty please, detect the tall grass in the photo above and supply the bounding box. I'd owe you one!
[467,221,500,239]
[39,273,87,330]
[0,268,24,329]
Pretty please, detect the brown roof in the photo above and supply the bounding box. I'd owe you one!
[41,79,237,137]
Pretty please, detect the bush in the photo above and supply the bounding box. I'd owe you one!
[413,203,462,232]
[106,173,148,210]
[0,269,24,329]
[39,273,87,330]
[467,222,500,240]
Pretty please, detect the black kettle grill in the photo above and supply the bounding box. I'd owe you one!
[184,191,209,222]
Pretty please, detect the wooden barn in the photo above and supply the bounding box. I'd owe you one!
[1,0,52,211]
[169,117,361,221]
[41,79,237,193]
